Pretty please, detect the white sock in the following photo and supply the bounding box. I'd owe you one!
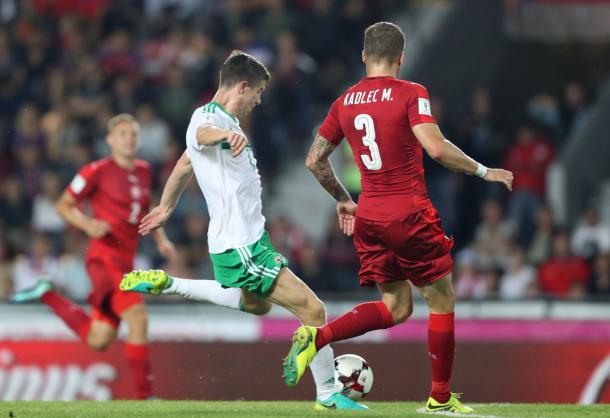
[310,345,342,401]
[163,277,242,311]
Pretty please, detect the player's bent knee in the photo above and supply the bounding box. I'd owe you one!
[123,306,149,328]
[390,303,413,325]
[308,298,326,326]
[297,297,325,326]
[245,300,272,316]
[87,336,114,351]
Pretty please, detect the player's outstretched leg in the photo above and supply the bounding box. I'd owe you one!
[307,281,413,355]
[121,270,249,311]
[418,273,473,414]
[284,325,318,387]
[10,279,54,302]
[120,270,172,295]
[11,278,92,341]
[267,268,367,410]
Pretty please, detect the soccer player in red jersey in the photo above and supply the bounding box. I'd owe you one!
[283,22,514,413]
[12,114,176,399]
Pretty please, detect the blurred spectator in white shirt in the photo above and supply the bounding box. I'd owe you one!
[454,249,486,299]
[32,171,66,234]
[56,231,91,301]
[571,207,610,260]
[500,246,538,299]
[136,103,170,165]
[473,199,514,270]
[12,233,60,292]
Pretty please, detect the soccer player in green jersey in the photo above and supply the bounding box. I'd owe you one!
[120,51,366,410]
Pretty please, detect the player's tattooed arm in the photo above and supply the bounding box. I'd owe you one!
[306,134,352,203]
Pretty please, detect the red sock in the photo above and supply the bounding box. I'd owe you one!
[124,343,153,399]
[428,312,455,403]
[41,291,91,341]
[315,301,394,350]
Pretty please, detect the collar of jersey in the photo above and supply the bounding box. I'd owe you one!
[209,101,238,122]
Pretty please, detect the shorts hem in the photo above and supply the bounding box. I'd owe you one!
[358,266,453,288]
[252,263,288,297]
[411,266,453,288]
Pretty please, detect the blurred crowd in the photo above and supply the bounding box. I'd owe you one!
[426,82,608,301]
[0,1,608,302]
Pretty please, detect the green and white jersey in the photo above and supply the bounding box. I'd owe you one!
[186,101,265,253]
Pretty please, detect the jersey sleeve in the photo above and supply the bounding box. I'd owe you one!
[66,162,101,202]
[188,108,227,152]
[406,83,436,128]
[318,98,344,145]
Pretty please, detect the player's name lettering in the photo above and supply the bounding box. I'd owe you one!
[344,88,392,106]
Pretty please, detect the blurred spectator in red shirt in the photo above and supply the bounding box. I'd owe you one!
[98,29,140,77]
[538,230,589,299]
[33,0,109,19]
[504,125,555,246]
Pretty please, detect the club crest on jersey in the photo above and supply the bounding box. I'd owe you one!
[274,254,287,266]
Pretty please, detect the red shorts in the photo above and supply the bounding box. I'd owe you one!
[86,255,143,328]
[354,207,453,287]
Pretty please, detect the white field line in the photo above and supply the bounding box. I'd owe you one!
[416,407,521,418]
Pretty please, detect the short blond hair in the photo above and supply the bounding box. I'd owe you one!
[107,113,138,133]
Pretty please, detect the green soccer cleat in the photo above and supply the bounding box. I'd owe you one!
[283,325,318,387]
[10,279,54,303]
[314,392,369,411]
[119,269,173,295]
[425,392,474,414]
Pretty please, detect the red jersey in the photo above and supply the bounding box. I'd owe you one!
[66,157,152,264]
[319,76,437,221]
[503,138,555,196]
[538,256,589,298]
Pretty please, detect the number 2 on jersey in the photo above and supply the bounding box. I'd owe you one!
[128,201,141,224]
[354,113,382,170]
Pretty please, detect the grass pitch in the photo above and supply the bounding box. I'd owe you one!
[2,401,609,418]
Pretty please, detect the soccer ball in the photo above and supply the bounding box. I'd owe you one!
[334,354,373,400]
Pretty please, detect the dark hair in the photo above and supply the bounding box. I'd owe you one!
[364,22,405,63]
[219,50,271,87]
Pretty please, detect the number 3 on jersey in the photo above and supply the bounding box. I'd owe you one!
[354,113,382,170]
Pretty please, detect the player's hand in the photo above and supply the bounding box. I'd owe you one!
[484,168,514,191]
[139,205,172,236]
[85,219,111,239]
[336,200,357,237]
[157,239,177,259]
[226,131,248,157]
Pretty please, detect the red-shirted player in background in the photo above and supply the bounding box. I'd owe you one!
[283,22,513,413]
[11,114,176,399]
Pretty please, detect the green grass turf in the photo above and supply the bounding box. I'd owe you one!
[1,401,609,418]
